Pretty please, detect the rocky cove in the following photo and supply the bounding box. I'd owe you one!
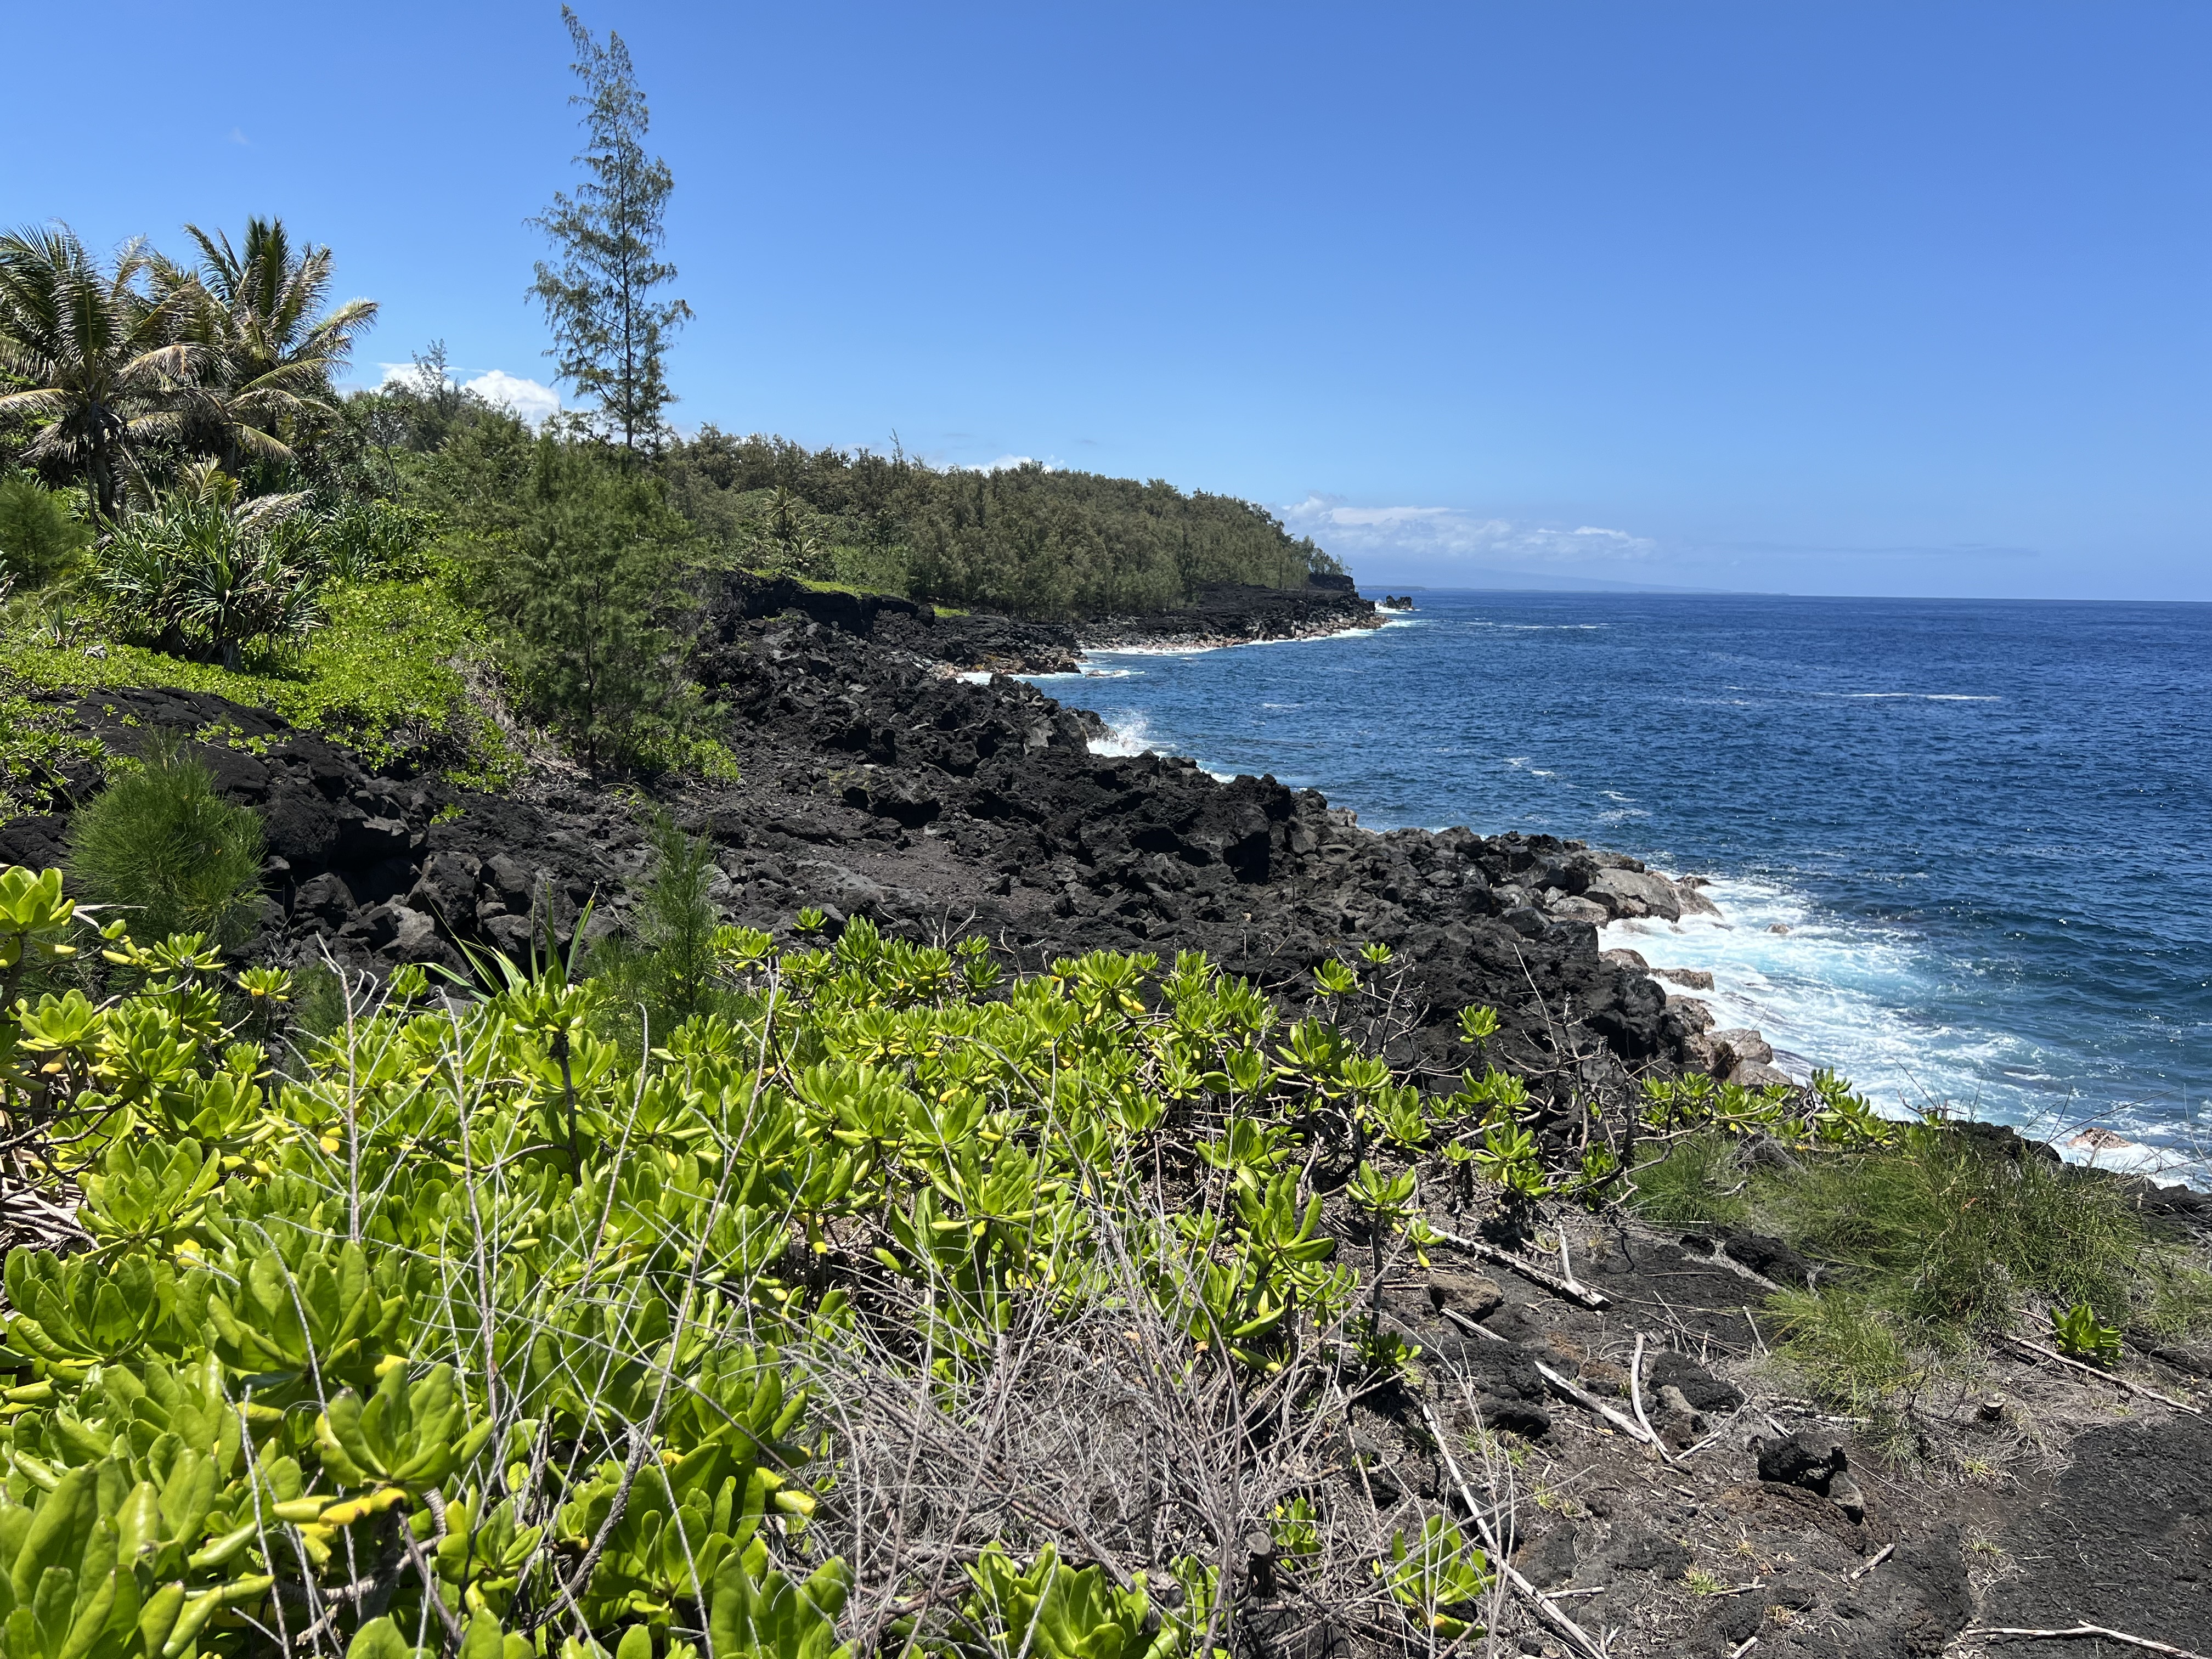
[3,576,2209,1658]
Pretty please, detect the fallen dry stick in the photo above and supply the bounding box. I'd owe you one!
[1962,1625,2208,1658]
[1846,1542,1894,1582]
[1440,1305,1506,1342]
[2002,1336,2203,1416]
[1628,1333,1678,1466]
[1533,1358,1663,1448]
[1419,1396,1609,1659]
[1430,1226,1612,1309]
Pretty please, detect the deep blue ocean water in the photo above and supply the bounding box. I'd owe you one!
[1041,591,2212,1180]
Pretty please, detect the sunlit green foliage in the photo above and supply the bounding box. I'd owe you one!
[0,472,91,586]
[1628,1075,2210,1430]
[65,743,264,945]
[455,437,697,770]
[1,577,513,783]
[88,469,327,668]
[0,860,1576,1657]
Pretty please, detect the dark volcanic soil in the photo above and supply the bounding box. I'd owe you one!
[4,578,2207,1658]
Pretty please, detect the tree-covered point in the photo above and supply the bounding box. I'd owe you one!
[665,428,1344,618]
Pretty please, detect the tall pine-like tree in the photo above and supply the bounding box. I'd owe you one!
[529,8,691,455]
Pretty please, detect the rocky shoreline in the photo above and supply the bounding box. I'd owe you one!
[4,579,2209,1656]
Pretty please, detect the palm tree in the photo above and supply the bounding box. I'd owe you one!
[0,225,193,518]
[158,218,379,475]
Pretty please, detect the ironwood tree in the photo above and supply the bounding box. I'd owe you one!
[529,8,692,458]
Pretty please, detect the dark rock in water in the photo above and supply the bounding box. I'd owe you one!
[1711,1026,1774,1070]
[1723,1229,1815,1288]
[1949,1119,2064,1167]
[1584,867,1683,921]
[1645,1350,1744,1413]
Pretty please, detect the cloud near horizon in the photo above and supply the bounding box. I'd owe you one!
[953,454,1060,473]
[1279,495,1657,565]
[376,363,562,429]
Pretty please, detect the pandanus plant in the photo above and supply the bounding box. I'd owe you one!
[88,463,326,667]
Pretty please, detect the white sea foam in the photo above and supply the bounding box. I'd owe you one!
[1080,620,1387,663]
[1086,715,1157,758]
[1821,691,2002,702]
[1609,877,2211,1186]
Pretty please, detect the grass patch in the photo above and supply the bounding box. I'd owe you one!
[1628,1131,1752,1228]
[1631,1119,2212,1425]
[2,577,517,785]
[1762,1126,2156,1334]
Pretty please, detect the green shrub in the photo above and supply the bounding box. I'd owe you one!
[1633,1110,2209,1426]
[65,741,265,945]
[589,807,724,1042]
[0,863,1389,1656]
[1768,1287,1929,1418]
[460,437,697,770]
[0,472,91,586]
[319,495,440,581]
[1759,1126,2149,1335]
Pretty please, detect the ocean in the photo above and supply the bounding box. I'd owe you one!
[1044,590,2212,1182]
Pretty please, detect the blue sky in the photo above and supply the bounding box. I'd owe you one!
[7,2,2207,598]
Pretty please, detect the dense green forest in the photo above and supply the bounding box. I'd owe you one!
[664,430,1339,616]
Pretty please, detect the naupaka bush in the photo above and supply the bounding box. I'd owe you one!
[0,870,1577,1659]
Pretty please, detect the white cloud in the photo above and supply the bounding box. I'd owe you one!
[375,363,561,429]
[956,454,1059,473]
[1280,495,1657,564]
[376,363,441,394]
[463,370,561,428]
